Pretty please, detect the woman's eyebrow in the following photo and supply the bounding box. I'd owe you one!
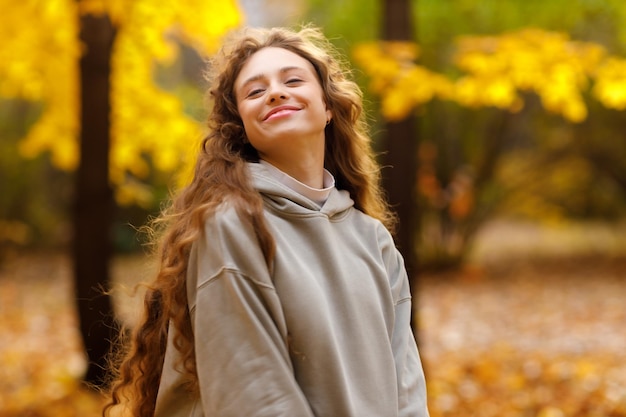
[279,65,306,75]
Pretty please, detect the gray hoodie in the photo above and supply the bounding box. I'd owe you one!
[155,162,429,417]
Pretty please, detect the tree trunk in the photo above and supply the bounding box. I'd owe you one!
[381,0,420,333]
[74,11,117,387]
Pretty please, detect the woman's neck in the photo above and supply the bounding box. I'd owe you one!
[259,142,325,188]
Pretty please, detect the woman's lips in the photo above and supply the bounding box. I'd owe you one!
[263,106,300,121]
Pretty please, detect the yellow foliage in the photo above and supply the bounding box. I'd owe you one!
[0,0,81,170]
[593,57,626,110]
[353,42,405,94]
[0,0,241,205]
[355,28,626,123]
[454,75,521,110]
[454,28,604,122]
[352,41,453,121]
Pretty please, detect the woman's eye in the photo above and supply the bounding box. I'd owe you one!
[247,88,264,98]
[286,78,303,85]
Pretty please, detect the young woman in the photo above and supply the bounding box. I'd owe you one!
[104,26,429,417]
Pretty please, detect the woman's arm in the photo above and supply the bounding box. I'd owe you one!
[189,207,315,417]
[380,225,430,417]
[393,296,430,417]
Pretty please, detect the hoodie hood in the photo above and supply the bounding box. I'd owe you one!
[247,162,354,218]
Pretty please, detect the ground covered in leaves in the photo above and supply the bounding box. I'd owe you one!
[1,221,625,416]
[419,257,626,417]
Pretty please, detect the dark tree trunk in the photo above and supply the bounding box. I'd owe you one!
[74,12,117,387]
[381,0,420,333]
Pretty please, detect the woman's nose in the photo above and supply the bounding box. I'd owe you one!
[266,82,288,102]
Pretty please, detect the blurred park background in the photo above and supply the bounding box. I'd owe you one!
[1,0,626,416]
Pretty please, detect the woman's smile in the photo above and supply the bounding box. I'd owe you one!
[263,105,301,121]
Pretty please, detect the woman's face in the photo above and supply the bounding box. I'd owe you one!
[234,47,331,162]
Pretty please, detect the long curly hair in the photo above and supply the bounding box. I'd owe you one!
[102,25,396,417]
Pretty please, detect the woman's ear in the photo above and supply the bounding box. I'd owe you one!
[326,109,333,124]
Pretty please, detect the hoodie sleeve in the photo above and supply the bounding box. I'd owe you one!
[187,206,315,417]
[380,226,430,417]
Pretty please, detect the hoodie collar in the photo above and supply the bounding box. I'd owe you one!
[247,162,354,217]
[258,159,334,206]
